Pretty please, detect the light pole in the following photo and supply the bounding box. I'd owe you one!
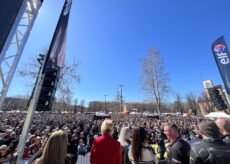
[119,84,123,112]
[104,94,107,113]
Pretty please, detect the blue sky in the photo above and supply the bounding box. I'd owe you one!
[8,0,230,105]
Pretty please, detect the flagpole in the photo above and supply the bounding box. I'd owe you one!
[16,54,47,164]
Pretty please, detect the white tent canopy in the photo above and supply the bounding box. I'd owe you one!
[204,111,230,119]
[130,111,141,115]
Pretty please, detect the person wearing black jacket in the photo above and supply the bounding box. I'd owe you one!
[215,117,230,145]
[223,134,230,145]
[163,123,190,164]
[190,120,230,164]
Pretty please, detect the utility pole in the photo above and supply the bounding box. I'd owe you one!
[119,84,123,112]
[104,94,107,113]
[74,98,78,114]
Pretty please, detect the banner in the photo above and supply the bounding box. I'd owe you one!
[47,0,72,68]
[0,0,25,53]
[212,36,230,94]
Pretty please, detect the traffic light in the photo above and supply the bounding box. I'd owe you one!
[208,87,228,110]
[36,60,60,111]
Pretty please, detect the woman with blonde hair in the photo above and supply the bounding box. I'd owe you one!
[33,130,70,164]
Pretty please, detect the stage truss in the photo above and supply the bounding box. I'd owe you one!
[0,0,43,110]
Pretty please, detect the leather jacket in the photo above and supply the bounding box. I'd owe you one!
[190,138,230,164]
[222,134,230,146]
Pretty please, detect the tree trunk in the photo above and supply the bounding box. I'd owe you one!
[156,103,160,114]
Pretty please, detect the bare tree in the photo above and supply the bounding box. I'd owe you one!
[89,101,104,112]
[185,92,199,116]
[89,101,121,113]
[114,89,123,112]
[141,47,170,114]
[58,87,73,112]
[17,54,80,107]
[197,91,213,114]
[173,93,184,114]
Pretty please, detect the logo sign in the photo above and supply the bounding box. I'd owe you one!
[213,43,229,65]
[214,44,225,53]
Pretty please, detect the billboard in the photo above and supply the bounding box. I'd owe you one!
[0,0,25,53]
[203,80,213,89]
[212,36,230,94]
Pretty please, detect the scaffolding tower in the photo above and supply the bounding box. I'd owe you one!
[0,0,43,110]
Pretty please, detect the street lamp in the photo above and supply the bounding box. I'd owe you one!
[119,84,123,112]
[104,94,107,113]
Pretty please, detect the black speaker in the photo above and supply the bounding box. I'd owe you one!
[208,87,227,110]
[36,62,60,111]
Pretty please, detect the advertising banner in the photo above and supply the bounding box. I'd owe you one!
[48,0,72,68]
[212,36,230,94]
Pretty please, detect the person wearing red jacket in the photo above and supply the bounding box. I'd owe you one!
[90,119,122,164]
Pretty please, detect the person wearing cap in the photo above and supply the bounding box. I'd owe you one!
[90,119,122,164]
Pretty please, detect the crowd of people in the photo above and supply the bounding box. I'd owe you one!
[0,111,230,163]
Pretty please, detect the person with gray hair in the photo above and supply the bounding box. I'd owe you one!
[90,119,122,164]
[118,127,131,164]
[215,117,230,145]
[163,123,190,164]
[190,120,230,164]
[118,127,131,147]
